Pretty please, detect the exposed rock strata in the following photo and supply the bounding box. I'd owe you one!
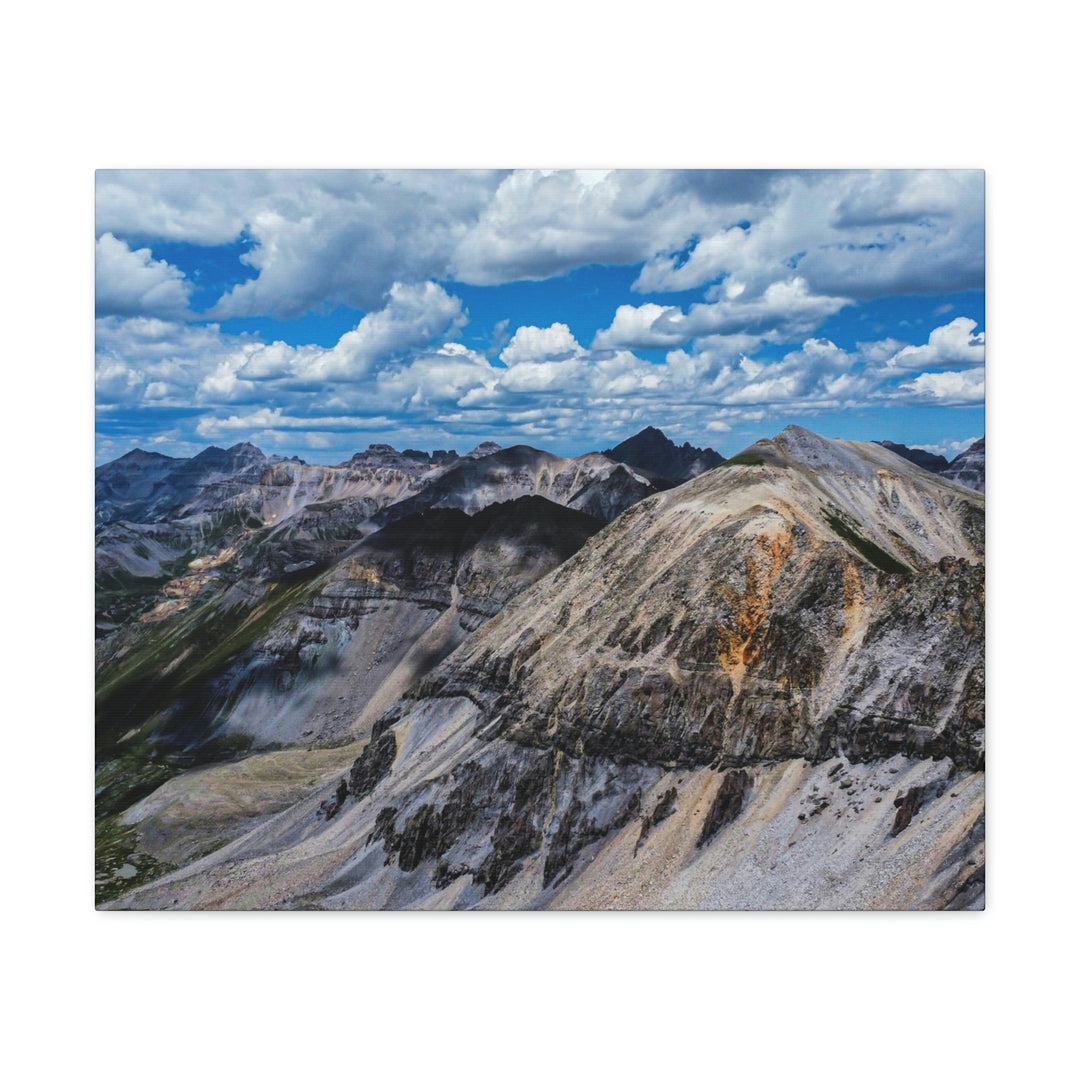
[942,438,985,492]
[95,496,604,767]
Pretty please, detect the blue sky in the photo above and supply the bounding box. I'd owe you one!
[95,169,984,464]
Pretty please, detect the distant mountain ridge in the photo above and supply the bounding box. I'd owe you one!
[874,440,948,474]
[94,436,666,635]
[369,444,662,528]
[601,426,724,482]
[95,442,275,528]
[875,436,984,491]
[338,444,461,469]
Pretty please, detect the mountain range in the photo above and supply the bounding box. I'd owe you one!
[95,424,985,909]
[875,437,985,492]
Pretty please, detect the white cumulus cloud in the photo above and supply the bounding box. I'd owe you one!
[592,304,685,350]
[901,367,985,404]
[95,233,192,319]
[500,323,585,366]
[97,170,983,321]
[888,317,985,370]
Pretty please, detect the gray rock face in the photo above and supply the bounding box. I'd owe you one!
[95,494,604,765]
[95,439,660,636]
[466,442,503,459]
[697,770,753,846]
[105,427,985,911]
[942,438,985,492]
[370,445,662,527]
[408,428,984,774]
[95,442,271,527]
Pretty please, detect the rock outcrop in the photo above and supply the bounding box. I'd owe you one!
[942,438,985,492]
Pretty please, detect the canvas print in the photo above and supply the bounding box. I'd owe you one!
[95,169,985,910]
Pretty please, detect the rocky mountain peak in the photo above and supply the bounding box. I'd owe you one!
[771,425,865,473]
[188,442,266,470]
[342,443,428,471]
[602,426,723,482]
[126,447,174,462]
[228,441,264,456]
[466,441,503,459]
[942,437,985,492]
[98,447,175,472]
[625,425,667,448]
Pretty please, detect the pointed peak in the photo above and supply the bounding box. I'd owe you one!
[225,441,267,464]
[778,424,820,439]
[767,426,869,474]
[97,447,178,471]
[120,447,175,462]
[188,442,266,471]
[466,441,503,458]
[602,426,722,481]
[613,426,673,449]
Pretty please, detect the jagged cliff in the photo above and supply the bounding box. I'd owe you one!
[95,440,657,634]
[369,445,662,526]
[107,427,984,910]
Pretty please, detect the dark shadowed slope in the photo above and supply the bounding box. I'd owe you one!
[874,440,948,474]
[95,495,603,809]
[601,426,724,482]
[369,444,662,526]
